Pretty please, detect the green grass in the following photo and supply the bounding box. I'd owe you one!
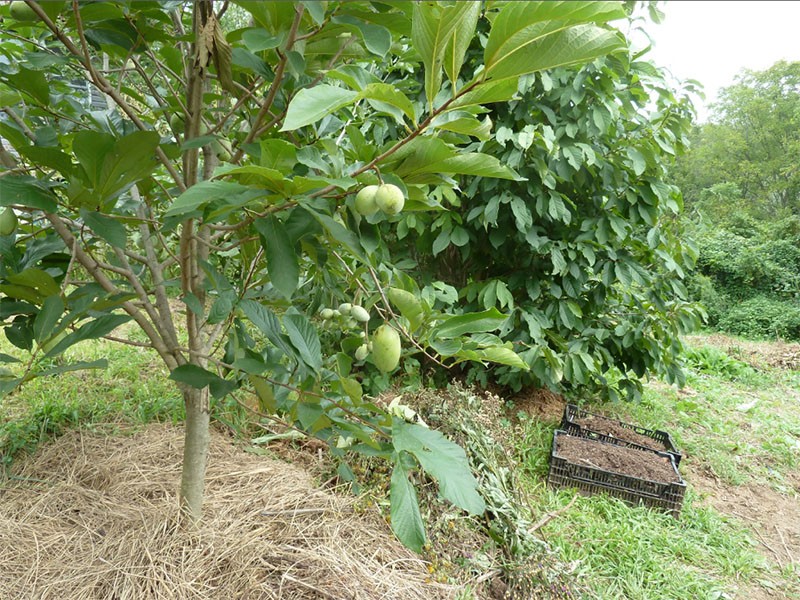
[605,348,800,491]
[513,417,775,599]
[2,330,798,599]
[507,333,800,599]
[0,334,183,473]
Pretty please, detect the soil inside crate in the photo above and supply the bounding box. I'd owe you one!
[556,434,680,483]
[574,415,668,451]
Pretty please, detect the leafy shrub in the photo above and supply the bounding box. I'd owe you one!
[717,296,800,341]
[686,273,728,327]
[682,345,756,380]
[691,228,800,339]
[388,47,703,400]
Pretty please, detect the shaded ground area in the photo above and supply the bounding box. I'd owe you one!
[510,386,566,423]
[0,424,454,600]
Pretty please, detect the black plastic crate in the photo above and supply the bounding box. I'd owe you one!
[561,404,682,466]
[547,430,686,517]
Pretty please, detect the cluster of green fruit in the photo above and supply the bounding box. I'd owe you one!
[319,302,371,327]
[353,183,405,217]
[319,303,401,372]
[0,207,18,236]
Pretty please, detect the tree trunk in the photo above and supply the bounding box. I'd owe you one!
[180,386,210,525]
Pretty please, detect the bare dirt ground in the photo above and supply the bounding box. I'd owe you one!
[687,465,800,599]
[686,334,800,596]
[0,424,456,600]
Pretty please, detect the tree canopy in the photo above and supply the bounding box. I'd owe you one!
[674,61,800,341]
[0,0,642,547]
[676,60,800,220]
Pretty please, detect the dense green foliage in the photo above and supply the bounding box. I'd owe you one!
[676,61,800,340]
[0,0,636,543]
[389,37,703,399]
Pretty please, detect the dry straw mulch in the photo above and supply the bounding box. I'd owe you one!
[0,424,455,600]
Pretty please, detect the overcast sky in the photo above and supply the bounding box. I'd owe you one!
[631,1,800,121]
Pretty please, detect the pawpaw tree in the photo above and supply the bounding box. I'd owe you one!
[0,0,626,547]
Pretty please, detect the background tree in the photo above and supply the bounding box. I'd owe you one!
[676,61,800,220]
[0,0,627,546]
[674,61,800,341]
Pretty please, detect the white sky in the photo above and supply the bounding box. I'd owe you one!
[632,1,800,122]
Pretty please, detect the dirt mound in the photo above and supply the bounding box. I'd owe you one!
[510,387,566,423]
[0,424,455,600]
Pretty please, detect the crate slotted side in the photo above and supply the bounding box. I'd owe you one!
[547,430,686,517]
[561,404,682,466]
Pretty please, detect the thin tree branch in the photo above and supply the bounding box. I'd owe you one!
[528,494,578,534]
[101,334,157,349]
[134,188,181,353]
[2,107,36,141]
[44,214,182,370]
[232,4,304,163]
[111,246,168,343]
[29,0,186,191]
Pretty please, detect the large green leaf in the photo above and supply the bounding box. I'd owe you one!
[390,456,427,552]
[33,296,64,343]
[412,2,478,108]
[483,1,625,81]
[18,146,74,176]
[3,68,50,105]
[71,130,160,208]
[80,209,127,248]
[475,346,530,370]
[168,364,237,399]
[389,137,519,180]
[45,314,131,357]
[332,15,392,57]
[450,78,520,109]
[412,152,521,180]
[431,112,492,140]
[241,28,283,52]
[387,287,424,332]
[239,299,297,360]
[283,313,322,372]
[430,308,508,339]
[5,268,60,298]
[392,420,485,515]
[280,85,359,131]
[359,83,416,124]
[84,20,140,53]
[254,216,299,299]
[35,360,108,378]
[443,0,481,90]
[302,206,367,263]
[0,176,58,212]
[206,290,238,325]
[388,137,456,176]
[165,181,258,218]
